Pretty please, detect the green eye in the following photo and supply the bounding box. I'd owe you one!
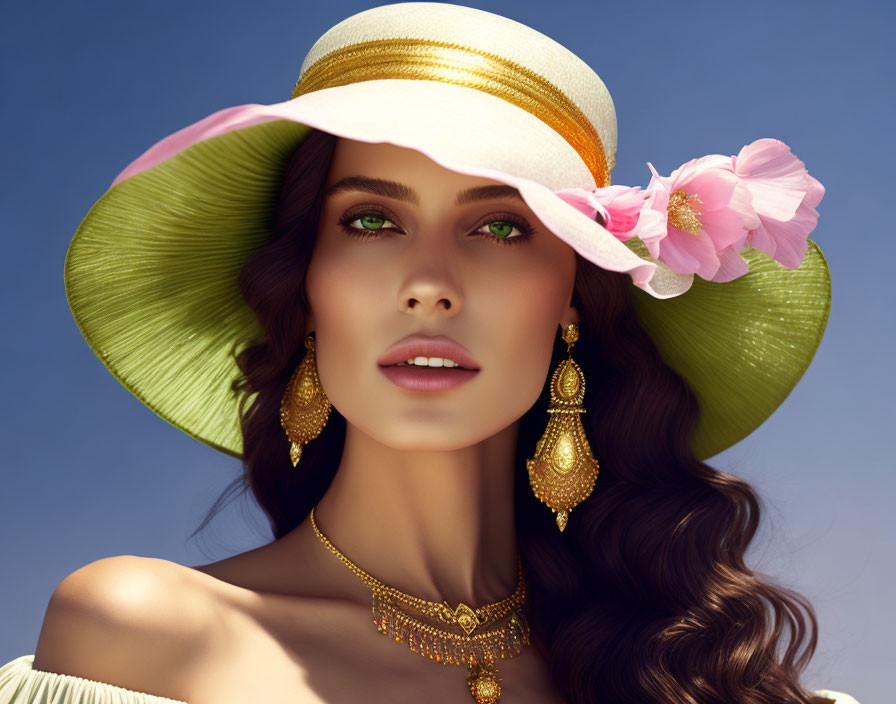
[357,214,387,230]
[339,210,533,247]
[341,212,399,233]
[486,221,515,239]
[475,217,532,245]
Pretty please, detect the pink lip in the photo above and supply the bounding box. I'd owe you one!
[379,365,479,391]
[377,334,481,370]
[377,333,480,392]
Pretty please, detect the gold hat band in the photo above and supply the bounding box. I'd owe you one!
[291,37,612,187]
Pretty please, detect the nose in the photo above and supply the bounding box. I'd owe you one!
[397,244,463,317]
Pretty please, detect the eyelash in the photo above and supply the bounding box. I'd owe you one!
[337,206,534,247]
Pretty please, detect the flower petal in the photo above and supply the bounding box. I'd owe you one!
[734,138,812,221]
[656,227,720,279]
[804,173,826,208]
[554,185,650,240]
[746,202,816,269]
[630,207,668,258]
[554,187,603,221]
[727,179,761,231]
[600,186,649,235]
[699,205,751,250]
[639,186,672,259]
[646,161,672,188]
[675,159,739,212]
[742,171,823,269]
[710,230,750,283]
[710,245,750,282]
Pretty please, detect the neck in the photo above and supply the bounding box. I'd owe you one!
[305,420,521,608]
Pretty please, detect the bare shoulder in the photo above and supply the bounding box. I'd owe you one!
[33,555,221,700]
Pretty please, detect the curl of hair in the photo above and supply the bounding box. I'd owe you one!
[192,128,833,704]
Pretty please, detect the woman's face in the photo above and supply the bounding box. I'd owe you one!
[304,137,579,450]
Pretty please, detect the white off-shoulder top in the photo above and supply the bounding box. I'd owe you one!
[0,653,861,703]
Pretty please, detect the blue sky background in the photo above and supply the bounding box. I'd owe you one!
[1,0,891,699]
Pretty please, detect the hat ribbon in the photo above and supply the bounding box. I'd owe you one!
[292,37,613,187]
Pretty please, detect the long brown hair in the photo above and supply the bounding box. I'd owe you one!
[192,128,832,704]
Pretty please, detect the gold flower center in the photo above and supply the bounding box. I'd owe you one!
[667,189,703,235]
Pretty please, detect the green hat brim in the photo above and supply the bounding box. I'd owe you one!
[66,119,830,461]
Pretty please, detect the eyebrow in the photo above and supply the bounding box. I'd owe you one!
[323,176,524,206]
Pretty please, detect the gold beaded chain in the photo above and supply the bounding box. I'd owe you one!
[309,506,531,704]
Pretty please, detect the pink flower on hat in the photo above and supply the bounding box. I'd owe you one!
[555,184,643,236]
[640,155,758,281]
[717,138,826,277]
[555,184,668,253]
[555,138,825,285]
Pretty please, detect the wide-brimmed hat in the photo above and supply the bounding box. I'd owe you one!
[65,2,829,461]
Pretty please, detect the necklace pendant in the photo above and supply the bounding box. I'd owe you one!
[454,602,481,635]
[467,661,502,704]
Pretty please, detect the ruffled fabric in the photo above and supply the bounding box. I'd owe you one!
[815,689,863,704]
[0,653,861,703]
[0,655,187,704]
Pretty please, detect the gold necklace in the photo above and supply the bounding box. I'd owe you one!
[309,506,531,704]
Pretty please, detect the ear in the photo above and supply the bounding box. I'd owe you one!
[560,302,580,331]
[302,279,315,335]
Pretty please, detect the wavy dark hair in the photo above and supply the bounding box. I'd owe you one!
[191,128,832,704]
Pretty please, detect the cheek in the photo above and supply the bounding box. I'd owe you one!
[483,268,569,404]
[304,246,385,379]
[305,231,390,319]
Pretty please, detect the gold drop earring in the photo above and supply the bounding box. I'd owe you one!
[526,322,600,532]
[280,333,332,466]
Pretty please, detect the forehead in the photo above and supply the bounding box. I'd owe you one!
[325,137,511,194]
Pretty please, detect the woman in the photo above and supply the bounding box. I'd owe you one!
[0,3,859,703]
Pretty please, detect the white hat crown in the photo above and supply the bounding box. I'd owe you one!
[297,2,617,175]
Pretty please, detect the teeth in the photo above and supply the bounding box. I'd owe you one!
[396,356,461,368]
